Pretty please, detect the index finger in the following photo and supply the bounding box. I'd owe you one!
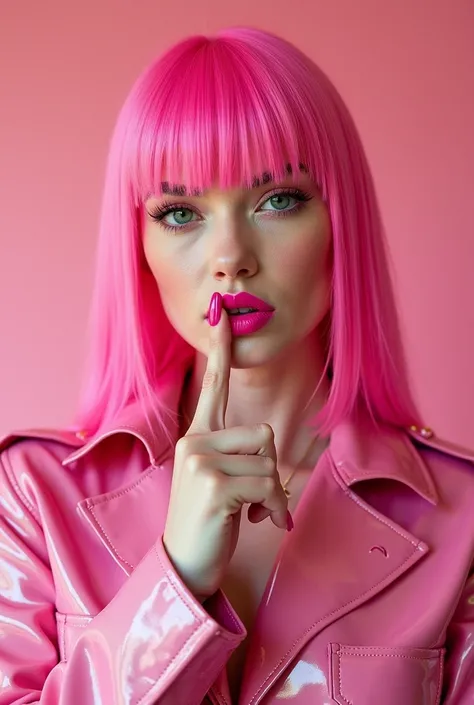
[187,293,231,433]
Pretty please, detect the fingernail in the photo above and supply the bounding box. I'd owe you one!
[208,292,222,327]
[286,510,294,532]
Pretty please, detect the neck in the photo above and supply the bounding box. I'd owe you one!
[181,331,330,467]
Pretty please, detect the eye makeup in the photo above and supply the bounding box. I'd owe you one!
[146,187,313,234]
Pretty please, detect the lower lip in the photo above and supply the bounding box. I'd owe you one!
[227,311,275,336]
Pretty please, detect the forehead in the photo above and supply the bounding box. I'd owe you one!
[156,164,309,198]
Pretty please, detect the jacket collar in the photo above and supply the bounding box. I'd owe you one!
[62,383,438,505]
[329,413,438,504]
[62,379,182,469]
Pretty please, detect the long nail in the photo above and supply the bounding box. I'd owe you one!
[208,292,222,327]
[286,510,294,532]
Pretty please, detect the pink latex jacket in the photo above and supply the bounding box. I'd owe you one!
[1,384,473,704]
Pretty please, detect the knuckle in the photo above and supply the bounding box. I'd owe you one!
[175,436,191,457]
[263,475,276,494]
[257,422,274,443]
[208,336,221,352]
[202,470,223,498]
[262,455,276,474]
[185,454,206,475]
[201,370,219,390]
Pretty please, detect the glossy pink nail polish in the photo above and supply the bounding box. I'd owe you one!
[208,292,222,327]
[287,510,294,532]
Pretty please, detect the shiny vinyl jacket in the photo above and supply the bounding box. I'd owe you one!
[1,386,474,704]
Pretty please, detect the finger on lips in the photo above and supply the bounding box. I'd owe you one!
[185,291,292,530]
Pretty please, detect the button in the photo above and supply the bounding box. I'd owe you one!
[409,425,434,439]
[420,427,434,438]
[75,430,88,440]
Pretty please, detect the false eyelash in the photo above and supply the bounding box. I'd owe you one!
[147,188,313,233]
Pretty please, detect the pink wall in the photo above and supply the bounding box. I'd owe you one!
[1,1,473,445]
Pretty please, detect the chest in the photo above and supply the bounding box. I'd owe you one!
[221,467,312,700]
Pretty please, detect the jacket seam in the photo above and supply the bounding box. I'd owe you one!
[85,505,134,571]
[343,488,419,545]
[339,650,442,660]
[154,545,238,645]
[134,618,210,705]
[61,614,67,663]
[85,464,155,507]
[336,653,351,705]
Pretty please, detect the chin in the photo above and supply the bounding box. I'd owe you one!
[228,334,291,369]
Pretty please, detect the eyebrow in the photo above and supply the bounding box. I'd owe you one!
[159,163,307,197]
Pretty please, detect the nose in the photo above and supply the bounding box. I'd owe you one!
[209,225,258,282]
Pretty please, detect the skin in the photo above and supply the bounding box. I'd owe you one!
[142,172,333,468]
[142,172,334,698]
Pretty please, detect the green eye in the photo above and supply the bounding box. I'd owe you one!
[172,209,194,224]
[269,194,292,210]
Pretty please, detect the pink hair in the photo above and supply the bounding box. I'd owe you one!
[76,26,422,438]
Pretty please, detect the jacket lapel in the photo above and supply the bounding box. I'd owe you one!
[239,419,436,704]
[65,390,181,577]
[76,459,174,576]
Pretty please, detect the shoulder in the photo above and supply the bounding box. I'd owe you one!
[0,427,85,483]
[407,424,474,495]
[0,427,84,459]
[406,424,474,466]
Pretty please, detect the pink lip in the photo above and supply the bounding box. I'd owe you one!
[222,292,274,312]
[205,292,275,336]
[227,310,275,336]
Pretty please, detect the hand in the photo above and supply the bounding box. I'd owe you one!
[163,294,288,600]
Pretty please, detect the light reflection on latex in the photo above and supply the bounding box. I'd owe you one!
[85,648,106,705]
[122,578,196,700]
[0,614,41,640]
[43,527,88,613]
[0,560,46,607]
[275,660,327,699]
[0,527,29,560]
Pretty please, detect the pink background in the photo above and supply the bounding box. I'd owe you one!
[1,1,473,445]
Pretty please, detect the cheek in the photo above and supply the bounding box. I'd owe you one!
[144,229,188,292]
[276,222,333,329]
[278,229,332,287]
[142,235,204,342]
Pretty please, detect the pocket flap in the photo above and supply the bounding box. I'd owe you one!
[329,643,445,705]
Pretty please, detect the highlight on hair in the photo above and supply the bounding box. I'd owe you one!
[75,26,421,439]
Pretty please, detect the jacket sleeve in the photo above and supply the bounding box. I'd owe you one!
[441,567,474,704]
[0,451,245,705]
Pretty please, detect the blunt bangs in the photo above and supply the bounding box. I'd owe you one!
[123,34,328,202]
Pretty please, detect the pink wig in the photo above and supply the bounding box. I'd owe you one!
[76,26,421,437]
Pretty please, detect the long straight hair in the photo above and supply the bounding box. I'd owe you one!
[76,26,421,438]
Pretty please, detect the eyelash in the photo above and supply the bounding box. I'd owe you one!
[147,188,313,233]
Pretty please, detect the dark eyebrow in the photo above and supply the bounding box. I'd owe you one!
[159,163,307,197]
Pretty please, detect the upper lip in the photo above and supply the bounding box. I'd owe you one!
[205,292,274,317]
[222,292,274,312]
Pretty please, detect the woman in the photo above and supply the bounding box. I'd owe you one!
[0,26,473,705]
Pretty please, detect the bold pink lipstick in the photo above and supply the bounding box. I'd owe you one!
[207,292,275,336]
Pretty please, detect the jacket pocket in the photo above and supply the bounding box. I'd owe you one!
[329,643,445,705]
[55,612,94,662]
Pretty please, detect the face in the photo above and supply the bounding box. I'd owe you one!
[142,173,332,368]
